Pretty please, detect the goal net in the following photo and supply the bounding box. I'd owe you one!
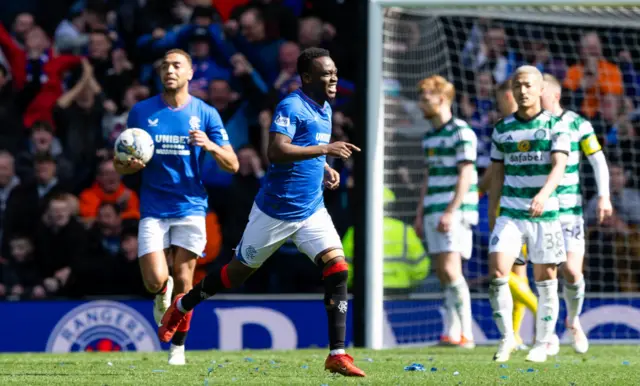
[377,3,640,347]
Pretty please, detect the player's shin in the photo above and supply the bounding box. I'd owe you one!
[448,275,473,342]
[535,278,559,344]
[171,311,193,346]
[322,258,349,355]
[489,276,514,338]
[178,264,234,312]
[563,252,585,327]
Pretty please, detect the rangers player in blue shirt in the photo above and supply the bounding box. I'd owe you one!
[113,48,239,365]
[158,48,365,377]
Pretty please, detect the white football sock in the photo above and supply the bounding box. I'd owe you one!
[444,285,461,340]
[564,275,585,327]
[448,276,473,340]
[489,277,513,339]
[329,349,345,356]
[536,279,559,344]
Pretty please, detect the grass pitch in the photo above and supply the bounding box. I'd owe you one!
[1,345,639,385]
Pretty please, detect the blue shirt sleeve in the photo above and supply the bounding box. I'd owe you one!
[206,105,230,147]
[270,99,298,138]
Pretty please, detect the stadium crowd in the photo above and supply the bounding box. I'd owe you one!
[0,1,639,300]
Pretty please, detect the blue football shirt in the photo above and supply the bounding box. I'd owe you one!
[254,89,332,221]
[127,95,230,219]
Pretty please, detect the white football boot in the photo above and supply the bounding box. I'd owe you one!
[154,276,174,326]
[493,336,517,363]
[568,320,589,354]
[526,342,549,363]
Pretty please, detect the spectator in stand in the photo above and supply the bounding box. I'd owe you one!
[9,12,34,48]
[4,152,68,244]
[79,158,140,225]
[14,121,74,185]
[33,193,88,298]
[461,21,518,84]
[54,59,109,191]
[585,162,640,292]
[77,202,131,295]
[113,228,147,297]
[272,41,299,100]
[0,21,83,129]
[54,9,89,55]
[230,7,283,84]
[227,0,299,42]
[102,84,150,149]
[1,234,42,299]
[563,31,624,119]
[0,63,22,153]
[188,27,232,100]
[194,211,223,285]
[0,151,19,255]
[524,29,566,82]
[460,70,495,166]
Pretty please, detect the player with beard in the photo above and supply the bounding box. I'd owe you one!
[113,49,239,365]
[413,75,479,349]
[157,47,365,377]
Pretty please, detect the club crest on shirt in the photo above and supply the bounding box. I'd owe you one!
[189,116,201,131]
[274,115,290,127]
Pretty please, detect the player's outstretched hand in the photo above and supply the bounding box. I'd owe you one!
[597,196,613,224]
[324,165,340,190]
[113,156,145,175]
[326,141,361,160]
[189,129,214,151]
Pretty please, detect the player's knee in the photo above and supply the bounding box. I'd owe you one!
[226,259,257,288]
[562,261,582,284]
[143,276,166,294]
[533,264,557,281]
[322,258,348,286]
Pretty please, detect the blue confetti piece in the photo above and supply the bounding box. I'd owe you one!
[500,376,508,380]
[152,370,166,373]
[454,371,460,376]
[129,365,135,370]
[58,363,65,366]
[218,364,224,368]
[428,357,434,361]
[321,384,329,386]
[365,358,374,362]
[431,367,438,372]
[623,361,630,365]
[204,380,209,386]
[208,367,213,375]
[254,367,259,371]
[245,357,254,362]
[404,363,425,371]
[527,368,535,373]
[500,364,508,368]
[555,364,560,368]
[270,360,277,364]
[301,365,309,369]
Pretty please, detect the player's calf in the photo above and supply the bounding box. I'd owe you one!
[322,257,349,355]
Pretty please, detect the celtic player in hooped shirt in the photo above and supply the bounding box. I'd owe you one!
[487,66,571,364]
[541,73,613,355]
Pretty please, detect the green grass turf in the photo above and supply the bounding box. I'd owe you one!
[0,345,639,385]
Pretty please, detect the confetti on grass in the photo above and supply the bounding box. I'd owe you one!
[403,363,425,371]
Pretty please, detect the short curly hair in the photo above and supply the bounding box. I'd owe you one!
[296,47,331,79]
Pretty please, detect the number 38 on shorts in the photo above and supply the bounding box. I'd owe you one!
[489,216,567,265]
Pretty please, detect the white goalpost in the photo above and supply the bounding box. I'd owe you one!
[365,0,640,349]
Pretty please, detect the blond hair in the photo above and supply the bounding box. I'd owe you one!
[512,65,543,82]
[417,75,455,103]
[542,73,561,90]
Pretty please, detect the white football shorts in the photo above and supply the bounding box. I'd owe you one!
[137,215,206,258]
[236,203,342,268]
[423,212,473,260]
[560,216,586,256]
[489,216,566,265]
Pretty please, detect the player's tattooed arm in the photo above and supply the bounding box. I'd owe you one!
[267,133,361,163]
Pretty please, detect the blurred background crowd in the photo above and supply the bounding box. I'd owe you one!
[0,1,638,300]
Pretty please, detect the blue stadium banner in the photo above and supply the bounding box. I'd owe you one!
[0,296,639,352]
